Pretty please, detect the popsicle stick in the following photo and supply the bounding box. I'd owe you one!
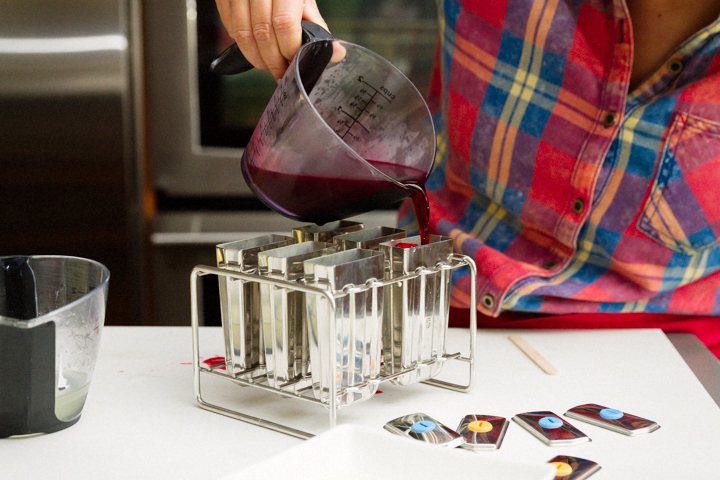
[508,334,559,375]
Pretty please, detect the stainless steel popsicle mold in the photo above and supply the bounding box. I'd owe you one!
[216,235,295,376]
[191,225,477,440]
[304,249,385,407]
[379,235,453,385]
[333,226,407,251]
[291,220,363,243]
[258,241,338,391]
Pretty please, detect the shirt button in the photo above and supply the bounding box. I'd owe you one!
[543,259,558,270]
[482,294,495,309]
[668,59,684,75]
[572,198,585,215]
[603,111,618,128]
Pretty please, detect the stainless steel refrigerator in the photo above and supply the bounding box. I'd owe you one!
[0,0,148,326]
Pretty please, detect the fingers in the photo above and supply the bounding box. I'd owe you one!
[272,0,303,64]
[215,0,231,32]
[229,0,268,71]
[248,0,292,81]
[218,0,330,81]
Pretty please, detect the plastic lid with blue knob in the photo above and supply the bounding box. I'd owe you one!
[599,408,624,420]
[538,416,564,429]
[411,420,437,433]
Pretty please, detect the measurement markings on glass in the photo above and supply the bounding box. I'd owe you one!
[335,76,394,141]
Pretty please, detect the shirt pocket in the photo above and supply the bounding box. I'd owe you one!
[637,112,720,256]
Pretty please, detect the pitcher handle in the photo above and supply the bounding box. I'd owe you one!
[210,20,334,75]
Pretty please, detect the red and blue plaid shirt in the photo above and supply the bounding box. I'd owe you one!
[398,1,720,333]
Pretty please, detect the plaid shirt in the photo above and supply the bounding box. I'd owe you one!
[398,0,720,317]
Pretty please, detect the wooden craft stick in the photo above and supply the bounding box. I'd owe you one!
[508,334,559,375]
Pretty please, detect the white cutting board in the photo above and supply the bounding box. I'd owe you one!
[225,424,556,480]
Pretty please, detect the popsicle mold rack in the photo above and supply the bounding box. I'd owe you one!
[190,221,477,439]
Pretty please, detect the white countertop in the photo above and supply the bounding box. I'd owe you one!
[2,327,719,479]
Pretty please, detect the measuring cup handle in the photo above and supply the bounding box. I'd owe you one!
[210,21,334,76]
[1,256,37,320]
[299,20,334,43]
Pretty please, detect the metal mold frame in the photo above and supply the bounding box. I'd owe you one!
[190,253,477,440]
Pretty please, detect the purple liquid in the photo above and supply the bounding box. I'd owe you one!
[404,183,430,245]
[244,159,430,244]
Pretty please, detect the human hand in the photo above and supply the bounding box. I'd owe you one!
[215,0,329,81]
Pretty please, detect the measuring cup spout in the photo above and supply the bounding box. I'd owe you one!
[210,21,334,76]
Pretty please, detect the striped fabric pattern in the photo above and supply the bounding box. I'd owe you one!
[398,0,720,317]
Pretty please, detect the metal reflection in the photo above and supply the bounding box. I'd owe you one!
[0,35,128,54]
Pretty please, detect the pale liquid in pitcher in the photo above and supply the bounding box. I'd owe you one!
[55,370,90,422]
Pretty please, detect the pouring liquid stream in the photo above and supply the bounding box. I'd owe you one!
[402,182,430,245]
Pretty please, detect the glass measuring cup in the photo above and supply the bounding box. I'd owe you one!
[212,21,436,226]
[0,255,109,437]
